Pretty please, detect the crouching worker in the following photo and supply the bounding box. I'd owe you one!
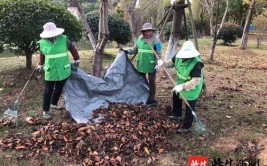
[37,22,80,120]
[168,41,204,134]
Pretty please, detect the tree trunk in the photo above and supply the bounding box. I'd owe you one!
[93,0,109,77]
[186,0,199,51]
[205,0,215,36]
[25,52,32,69]
[239,0,256,49]
[159,7,173,39]
[74,0,96,51]
[164,1,184,60]
[209,0,229,61]
[128,0,138,42]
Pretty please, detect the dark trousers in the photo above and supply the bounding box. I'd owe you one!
[173,92,197,129]
[43,79,67,112]
[139,72,156,100]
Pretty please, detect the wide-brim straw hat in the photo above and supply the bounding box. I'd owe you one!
[40,22,64,38]
[140,23,157,32]
[176,41,200,58]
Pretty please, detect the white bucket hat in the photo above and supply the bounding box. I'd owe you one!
[176,41,200,58]
[40,22,64,38]
[140,23,157,32]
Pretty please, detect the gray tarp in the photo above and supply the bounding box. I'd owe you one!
[64,52,149,123]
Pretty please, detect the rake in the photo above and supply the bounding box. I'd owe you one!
[148,44,208,138]
[2,66,38,125]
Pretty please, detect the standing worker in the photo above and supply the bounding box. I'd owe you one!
[37,22,80,120]
[169,41,204,134]
[120,23,163,106]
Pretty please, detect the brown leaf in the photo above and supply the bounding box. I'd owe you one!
[112,146,119,151]
[15,145,27,150]
[95,156,100,162]
[104,155,110,160]
[42,146,49,151]
[116,156,122,163]
[32,131,40,137]
[158,148,164,153]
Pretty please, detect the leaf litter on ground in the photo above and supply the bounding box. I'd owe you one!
[0,103,178,165]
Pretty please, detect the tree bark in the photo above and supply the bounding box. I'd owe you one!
[73,0,96,51]
[164,1,184,60]
[239,0,256,50]
[204,0,215,36]
[93,0,109,77]
[128,0,138,42]
[186,0,199,51]
[25,53,32,69]
[159,7,173,39]
[209,0,229,61]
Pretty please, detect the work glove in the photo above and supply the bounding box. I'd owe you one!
[157,59,164,67]
[173,84,184,93]
[154,59,164,72]
[119,48,129,55]
[37,65,43,72]
[73,59,80,67]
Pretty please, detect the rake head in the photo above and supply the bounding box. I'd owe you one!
[192,111,210,142]
[194,119,208,137]
[2,101,18,125]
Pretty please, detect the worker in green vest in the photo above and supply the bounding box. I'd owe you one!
[37,22,80,120]
[120,23,163,106]
[169,41,204,134]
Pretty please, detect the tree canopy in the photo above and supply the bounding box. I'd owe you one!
[0,0,83,68]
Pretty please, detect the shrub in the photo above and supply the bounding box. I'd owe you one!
[86,11,132,45]
[217,23,243,45]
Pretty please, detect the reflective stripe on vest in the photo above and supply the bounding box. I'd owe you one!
[176,72,191,81]
[138,49,154,54]
[45,52,68,59]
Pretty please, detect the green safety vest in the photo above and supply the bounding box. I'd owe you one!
[175,57,203,101]
[136,37,156,73]
[39,35,71,81]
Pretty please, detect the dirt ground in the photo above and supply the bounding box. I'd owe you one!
[0,46,267,165]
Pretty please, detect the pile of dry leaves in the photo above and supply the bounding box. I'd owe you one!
[0,103,177,165]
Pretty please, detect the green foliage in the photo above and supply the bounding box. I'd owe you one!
[83,2,99,14]
[0,0,83,56]
[86,11,131,45]
[217,23,243,45]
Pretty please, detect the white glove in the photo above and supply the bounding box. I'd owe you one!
[157,59,164,67]
[173,84,184,93]
[154,65,160,72]
[37,65,43,72]
[73,59,80,67]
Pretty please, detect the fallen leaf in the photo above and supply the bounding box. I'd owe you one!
[116,156,122,162]
[158,148,164,153]
[144,147,150,155]
[15,145,27,150]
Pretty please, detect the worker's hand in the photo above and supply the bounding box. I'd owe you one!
[157,59,164,67]
[37,65,43,72]
[173,84,184,93]
[119,48,129,55]
[154,59,164,72]
[154,64,160,72]
[74,59,80,67]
